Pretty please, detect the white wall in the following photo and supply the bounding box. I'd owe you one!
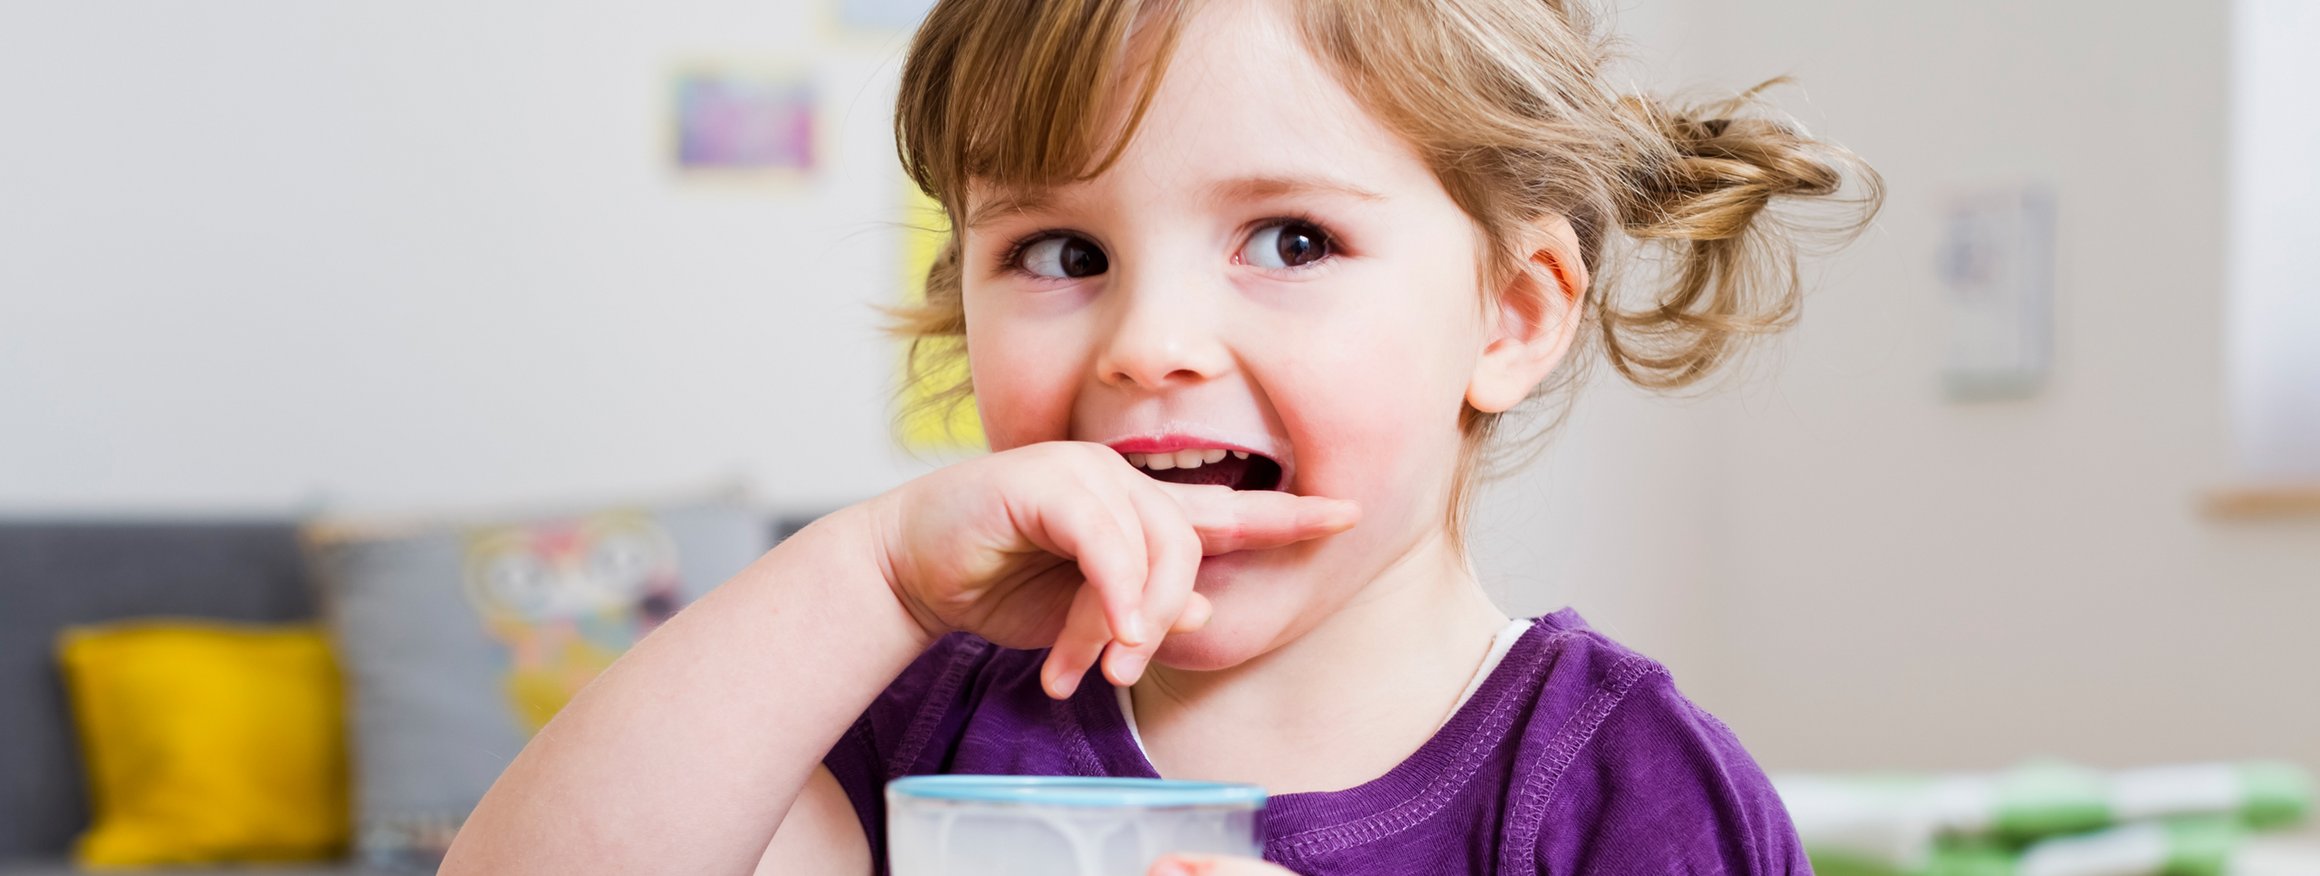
[0,1,942,518]
[1650,0,2320,773]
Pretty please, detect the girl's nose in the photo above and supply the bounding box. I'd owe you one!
[1094,262,1234,391]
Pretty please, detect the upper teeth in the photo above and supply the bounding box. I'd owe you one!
[1125,448,1248,470]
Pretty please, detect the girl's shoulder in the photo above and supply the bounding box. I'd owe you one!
[1502,609,1807,874]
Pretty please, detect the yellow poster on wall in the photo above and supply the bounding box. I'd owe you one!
[896,187,985,452]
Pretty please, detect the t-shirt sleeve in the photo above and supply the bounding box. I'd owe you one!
[820,632,993,872]
[1532,670,1810,875]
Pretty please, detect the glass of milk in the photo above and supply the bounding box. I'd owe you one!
[886,775,1266,876]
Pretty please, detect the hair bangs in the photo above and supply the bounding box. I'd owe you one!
[896,0,1192,221]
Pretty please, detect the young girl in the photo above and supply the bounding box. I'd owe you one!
[447,0,1878,872]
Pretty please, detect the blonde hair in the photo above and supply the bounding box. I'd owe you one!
[889,0,1883,545]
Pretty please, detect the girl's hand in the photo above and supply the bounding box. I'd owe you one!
[1147,854,1298,876]
[867,441,1359,698]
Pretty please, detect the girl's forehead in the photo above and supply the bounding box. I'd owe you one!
[1120,2,1420,176]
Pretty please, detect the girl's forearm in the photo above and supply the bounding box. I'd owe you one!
[441,502,929,874]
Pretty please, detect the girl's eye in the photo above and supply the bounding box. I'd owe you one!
[1017,234,1109,279]
[1241,220,1333,270]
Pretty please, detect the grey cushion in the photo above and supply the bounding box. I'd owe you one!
[0,519,316,859]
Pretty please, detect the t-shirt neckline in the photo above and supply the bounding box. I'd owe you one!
[1110,617,1533,766]
[1065,610,1583,838]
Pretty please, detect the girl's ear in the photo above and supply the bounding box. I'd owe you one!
[1467,214,1589,413]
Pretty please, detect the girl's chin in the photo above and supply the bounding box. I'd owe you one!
[1154,572,1291,672]
[1159,539,1338,670]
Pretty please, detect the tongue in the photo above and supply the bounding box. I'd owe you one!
[1141,454,1250,489]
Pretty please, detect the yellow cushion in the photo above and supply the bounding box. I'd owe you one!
[57,621,350,867]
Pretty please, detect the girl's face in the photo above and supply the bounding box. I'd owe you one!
[960,0,1551,669]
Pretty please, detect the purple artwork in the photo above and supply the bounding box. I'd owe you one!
[674,71,813,172]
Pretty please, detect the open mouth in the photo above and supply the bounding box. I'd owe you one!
[1121,449,1285,492]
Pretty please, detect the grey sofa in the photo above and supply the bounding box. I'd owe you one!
[0,513,809,874]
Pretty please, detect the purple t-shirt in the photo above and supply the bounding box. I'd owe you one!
[823,609,1809,874]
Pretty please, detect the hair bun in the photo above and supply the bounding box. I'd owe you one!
[1596,79,1880,390]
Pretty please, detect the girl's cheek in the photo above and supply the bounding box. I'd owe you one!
[969,307,1075,416]
[979,350,1090,449]
[975,387,1058,450]
[1292,338,1467,499]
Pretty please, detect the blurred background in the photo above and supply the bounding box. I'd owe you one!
[2,0,2315,873]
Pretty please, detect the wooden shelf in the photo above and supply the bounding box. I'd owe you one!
[2204,483,2320,520]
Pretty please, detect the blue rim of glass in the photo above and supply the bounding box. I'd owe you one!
[888,776,1266,809]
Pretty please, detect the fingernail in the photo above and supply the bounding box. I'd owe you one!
[1043,661,1077,700]
[1121,611,1148,646]
[1109,649,1150,687]
[1150,859,1193,876]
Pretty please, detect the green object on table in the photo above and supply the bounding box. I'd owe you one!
[2160,818,2239,876]
[2240,761,2315,829]
[1778,760,2316,876]
[1993,761,2110,841]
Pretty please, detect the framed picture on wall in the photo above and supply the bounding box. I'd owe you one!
[667,63,816,182]
[1936,183,2056,401]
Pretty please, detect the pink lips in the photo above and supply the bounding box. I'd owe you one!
[1101,435,1268,457]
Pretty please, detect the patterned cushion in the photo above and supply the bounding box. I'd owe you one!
[300,499,769,869]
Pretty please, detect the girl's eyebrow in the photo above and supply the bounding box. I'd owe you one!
[965,174,1386,233]
[1204,174,1387,206]
[966,189,1058,232]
